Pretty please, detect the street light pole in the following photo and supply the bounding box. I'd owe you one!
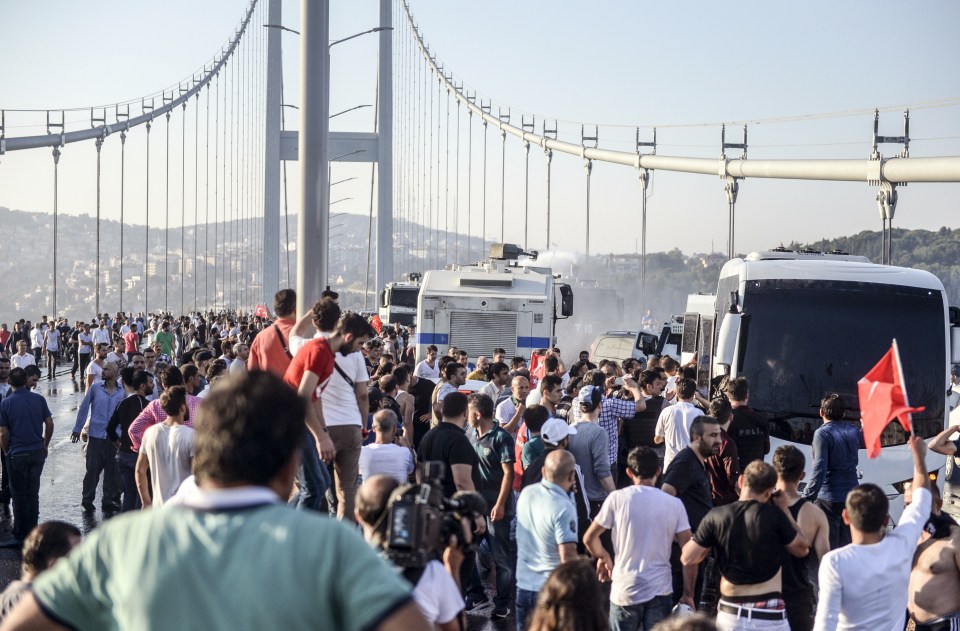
[297,0,330,314]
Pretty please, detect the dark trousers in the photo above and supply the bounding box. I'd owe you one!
[32,348,41,364]
[816,499,852,550]
[289,434,330,512]
[0,451,10,505]
[116,450,141,512]
[78,353,91,381]
[467,514,517,608]
[8,450,45,540]
[83,437,119,507]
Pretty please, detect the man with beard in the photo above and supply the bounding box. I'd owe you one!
[284,300,375,516]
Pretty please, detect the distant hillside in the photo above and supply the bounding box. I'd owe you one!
[798,227,960,305]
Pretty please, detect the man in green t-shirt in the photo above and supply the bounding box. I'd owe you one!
[3,372,430,631]
[153,322,174,359]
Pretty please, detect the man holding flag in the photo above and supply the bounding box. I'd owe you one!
[812,340,931,630]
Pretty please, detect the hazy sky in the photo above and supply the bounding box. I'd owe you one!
[1,0,958,259]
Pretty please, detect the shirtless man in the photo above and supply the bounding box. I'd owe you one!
[907,481,960,630]
[682,460,810,630]
[929,423,960,521]
[773,445,830,631]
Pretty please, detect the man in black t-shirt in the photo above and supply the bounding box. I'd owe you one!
[416,391,479,497]
[681,460,810,630]
[407,371,436,450]
[662,416,721,532]
[725,377,770,472]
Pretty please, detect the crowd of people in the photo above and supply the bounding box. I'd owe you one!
[0,290,958,631]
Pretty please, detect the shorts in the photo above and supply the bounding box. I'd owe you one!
[914,612,960,631]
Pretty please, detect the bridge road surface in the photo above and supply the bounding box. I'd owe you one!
[0,370,514,630]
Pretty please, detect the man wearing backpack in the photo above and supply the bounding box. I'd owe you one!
[248,289,298,378]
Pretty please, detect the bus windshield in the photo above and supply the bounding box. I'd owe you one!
[738,279,946,446]
[388,287,419,309]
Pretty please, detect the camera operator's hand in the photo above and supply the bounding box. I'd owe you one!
[473,514,487,536]
[443,535,465,577]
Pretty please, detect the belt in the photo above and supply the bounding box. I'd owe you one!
[718,603,787,621]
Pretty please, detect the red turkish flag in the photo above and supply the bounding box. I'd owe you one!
[370,314,383,334]
[857,342,925,459]
[254,304,269,319]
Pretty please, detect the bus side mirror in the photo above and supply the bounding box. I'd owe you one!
[715,308,742,368]
[952,328,960,365]
[379,289,388,309]
[559,284,574,318]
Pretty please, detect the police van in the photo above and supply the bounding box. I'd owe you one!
[415,244,573,363]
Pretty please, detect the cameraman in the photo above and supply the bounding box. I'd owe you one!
[356,474,466,631]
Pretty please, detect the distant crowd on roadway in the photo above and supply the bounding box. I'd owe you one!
[0,291,958,631]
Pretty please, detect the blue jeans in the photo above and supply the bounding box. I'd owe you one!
[609,595,672,631]
[8,449,45,540]
[116,449,141,512]
[516,588,539,631]
[289,434,330,512]
[467,514,516,608]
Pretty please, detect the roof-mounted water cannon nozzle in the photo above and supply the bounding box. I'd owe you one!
[489,243,538,262]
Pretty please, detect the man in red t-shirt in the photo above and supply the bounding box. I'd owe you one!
[283,298,375,513]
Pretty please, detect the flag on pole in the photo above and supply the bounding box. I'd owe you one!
[857,339,925,459]
[254,304,269,319]
[370,314,383,334]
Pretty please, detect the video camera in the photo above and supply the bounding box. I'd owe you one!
[382,461,487,569]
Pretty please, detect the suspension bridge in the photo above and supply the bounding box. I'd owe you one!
[2,0,960,321]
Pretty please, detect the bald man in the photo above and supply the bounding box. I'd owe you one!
[73,361,125,512]
[515,449,579,628]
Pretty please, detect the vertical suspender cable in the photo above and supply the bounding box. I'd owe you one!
[545,148,552,251]
[215,67,222,312]
[639,170,649,312]
[181,101,187,316]
[436,78,442,268]
[467,109,472,263]
[584,159,592,274]
[164,109,171,314]
[482,119,487,254]
[500,129,506,243]
[194,92,200,313]
[229,53,236,310]
[454,99,460,263]
[205,82,211,311]
[119,130,127,314]
[427,69,433,270]
[52,146,61,318]
[145,120,152,316]
[95,134,103,316]
[523,139,529,250]
[444,87,450,262]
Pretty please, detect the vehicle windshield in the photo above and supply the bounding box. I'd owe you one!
[389,287,419,309]
[739,279,946,446]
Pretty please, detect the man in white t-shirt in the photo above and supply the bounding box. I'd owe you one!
[359,410,414,484]
[585,445,694,628]
[654,378,704,471]
[356,474,465,631]
[42,327,60,380]
[289,303,370,522]
[135,386,196,508]
[414,345,440,380]
[11,342,36,370]
[814,436,932,631]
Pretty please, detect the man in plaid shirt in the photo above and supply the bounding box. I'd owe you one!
[569,370,645,470]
